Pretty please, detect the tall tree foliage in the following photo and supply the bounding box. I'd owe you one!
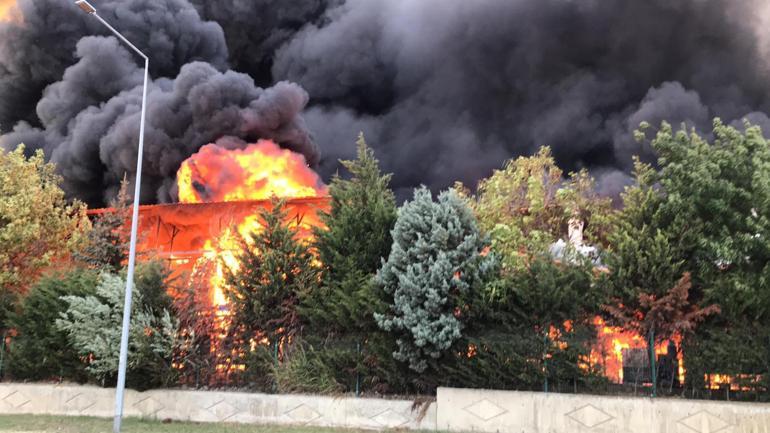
[375,187,495,372]
[56,270,178,389]
[463,146,611,275]
[0,145,87,324]
[75,177,131,272]
[622,120,770,389]
[6,269,98,382]
[224,198,320,347]
[303,133,397,335]
[457,148,611,389]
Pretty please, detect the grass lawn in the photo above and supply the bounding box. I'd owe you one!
[0,415,394,433]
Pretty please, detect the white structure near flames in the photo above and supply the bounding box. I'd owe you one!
[549,212,603,266]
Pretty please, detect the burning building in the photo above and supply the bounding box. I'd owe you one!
[90,139,329,318]
[88,142,689,387]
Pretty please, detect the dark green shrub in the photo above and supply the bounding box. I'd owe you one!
[6,269,98,382]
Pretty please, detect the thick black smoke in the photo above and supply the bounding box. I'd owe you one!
[0,0,317,206]
[0,0,227,129]
[188,0,338,86]
[0,36,315,205]
[272,0,770,198]
[1,0,769,205]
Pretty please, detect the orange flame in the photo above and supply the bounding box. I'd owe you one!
[0,0,16,22]
[176,140,326,312]
[177,140,326,204]
[589,317,685,385]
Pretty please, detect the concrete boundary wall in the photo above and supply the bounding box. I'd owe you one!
[437,387,770,433]
[0,383,435,430]
[1,383,770,432]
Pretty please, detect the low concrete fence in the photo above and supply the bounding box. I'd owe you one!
[437,387,770,433]
[0,383,435,430]
[1,383,770,432]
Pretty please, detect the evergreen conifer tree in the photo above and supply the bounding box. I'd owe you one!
[375,187,495,372]
[75,177,131,272]
[6,269,98,382]
[224,198,320,347]
[303,133,397,335]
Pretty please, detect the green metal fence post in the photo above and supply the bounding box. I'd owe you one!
[0,331,6,378]
[649,328,657,398]
[355,340,361,397]
[543,331,549,394]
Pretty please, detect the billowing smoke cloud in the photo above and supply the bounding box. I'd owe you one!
[188,0,338,86]
[1,0,770,205]
[0,0,228,129]
[272,0,770,196]
[0,0,316,206]
[0,36,316,205]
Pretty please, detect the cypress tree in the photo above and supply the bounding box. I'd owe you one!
[303,133,397,336]
[6,269,98,382]
[225,198,320,347]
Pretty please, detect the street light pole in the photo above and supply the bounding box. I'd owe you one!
[74,2,149,432]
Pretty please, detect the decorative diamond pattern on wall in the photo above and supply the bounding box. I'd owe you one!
[2,391,29,409]
[371,409,409,428]
[285,403,322,423]
[207,400,239,421]
[678,411,732,433]
[64,393,95,413]
[463,399,507,421]
[134,396,165,417]
[565,404,614,429]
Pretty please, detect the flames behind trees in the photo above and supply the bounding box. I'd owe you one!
[97,142,330,384]
[175,139,326,308]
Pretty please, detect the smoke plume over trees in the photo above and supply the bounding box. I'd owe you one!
[1,0,769,205]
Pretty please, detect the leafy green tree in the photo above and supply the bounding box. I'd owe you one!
[627,119,770,391]
[303,133,397,335]
[463,146,612,275]
[75,177,131,272]
[56,271,178,389]
[602,159,682,306]
[0,145,88,324]
[224,198,320,347]
[6,269,98,382]
[456,148,611,390]
[375,187,495,372]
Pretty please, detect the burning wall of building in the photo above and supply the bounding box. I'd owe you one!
[91,139,328,311]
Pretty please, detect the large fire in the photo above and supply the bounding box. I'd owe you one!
[175,139,326,311]
[89,139,742,389]
[590,318,685,386]
[177,140,326,204]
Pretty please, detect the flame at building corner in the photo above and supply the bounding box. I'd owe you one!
[177,139,326,204]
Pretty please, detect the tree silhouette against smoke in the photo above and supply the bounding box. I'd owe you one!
[1,0,770,205]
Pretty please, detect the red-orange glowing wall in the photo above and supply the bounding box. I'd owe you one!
[88,197,331,276]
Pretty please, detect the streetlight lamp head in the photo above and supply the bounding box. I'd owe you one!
[75,0,96,14]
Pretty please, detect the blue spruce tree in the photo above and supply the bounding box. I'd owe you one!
[376,187,495,372]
